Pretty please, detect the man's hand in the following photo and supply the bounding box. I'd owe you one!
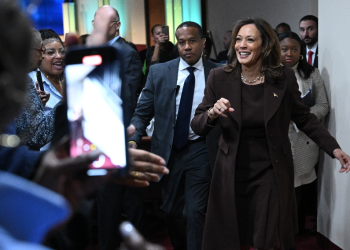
[116,125,169,186]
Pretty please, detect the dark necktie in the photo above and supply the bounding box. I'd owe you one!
[173,67,196,150]
[308,50,314,65]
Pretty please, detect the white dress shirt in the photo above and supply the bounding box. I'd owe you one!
[306,42,318,66]
[176,57,206,140]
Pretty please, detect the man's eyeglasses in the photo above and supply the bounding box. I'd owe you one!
[33,48,45,54]
[91,20,119,25]
[44,49,66,58]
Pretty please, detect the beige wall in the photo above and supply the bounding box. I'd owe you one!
[317,0,350,248]
[206,0,318,57]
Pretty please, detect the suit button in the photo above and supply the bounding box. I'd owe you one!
[275,160,278,163]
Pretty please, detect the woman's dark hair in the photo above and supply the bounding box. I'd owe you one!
[278,31,314,79]
[224,17,282,79]
[39,29,64,47]
[151,24,162,35]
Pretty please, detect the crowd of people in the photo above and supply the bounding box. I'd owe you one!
[0,2,349,250]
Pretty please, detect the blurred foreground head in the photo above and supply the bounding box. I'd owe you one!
[0,1,32,132]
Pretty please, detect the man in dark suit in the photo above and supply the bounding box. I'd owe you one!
[92,5,143,250]
[299,15,318,68]
[216,30,232,64]
[129,21,218,250]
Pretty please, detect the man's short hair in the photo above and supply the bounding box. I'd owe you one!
[175,21,203,39]
[299,15,318,28]
[276,22,291,31]
[31,29,42,47]
[111,7,120,22]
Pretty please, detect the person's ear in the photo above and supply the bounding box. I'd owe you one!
[116,21,121,31]
[202,38,206,47]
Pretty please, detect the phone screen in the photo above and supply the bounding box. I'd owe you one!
[162,25,169,37]
[65,46,128,176]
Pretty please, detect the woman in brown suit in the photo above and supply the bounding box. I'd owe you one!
[191,18,350,250]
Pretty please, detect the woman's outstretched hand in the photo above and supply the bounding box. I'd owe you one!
[333,148,350,173]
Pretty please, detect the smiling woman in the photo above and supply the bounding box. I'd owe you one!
[28,29,65,116]
[191,17,350,250]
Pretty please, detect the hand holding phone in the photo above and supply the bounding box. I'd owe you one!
[65,46,129,177]
[36,70,44,91]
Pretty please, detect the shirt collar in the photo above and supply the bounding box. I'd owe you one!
[109,36,120,45]
[179,57,203,72]
[306,42,318,54]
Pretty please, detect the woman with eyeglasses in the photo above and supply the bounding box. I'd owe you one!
[29,29,65,114]
[16,29,63,151]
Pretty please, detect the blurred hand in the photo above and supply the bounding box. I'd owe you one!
[115,125,169,187]
[65,6,115,48]
[155,34,169,46]
[33,136,112,210]
[333,148,350,173]
[119,221,165,250]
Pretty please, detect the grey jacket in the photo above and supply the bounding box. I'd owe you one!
[129,58,218,165]
[288,68,329,179]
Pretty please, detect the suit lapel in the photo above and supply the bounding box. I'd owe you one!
[220,72,242,130]
[166,58,180,118]
[264,75,286,126]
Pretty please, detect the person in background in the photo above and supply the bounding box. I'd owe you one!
[216,30,232,64]
[299,15,318,68]
[15,29,63,150]
[29,29,64,115]
[202,35,216,62]
[129,21,218,250]
[79,34,89,45]
[279,31,329,235]
[92,5,144,250]
[145,24,174,72]
[275,22,291,34]
[191,17,350,250]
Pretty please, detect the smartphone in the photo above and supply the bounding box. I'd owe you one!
[65,46,129,177]
[162,25,169,37]
[36,70,44,91]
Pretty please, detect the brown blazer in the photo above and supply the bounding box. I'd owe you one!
[191,66,339,250]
